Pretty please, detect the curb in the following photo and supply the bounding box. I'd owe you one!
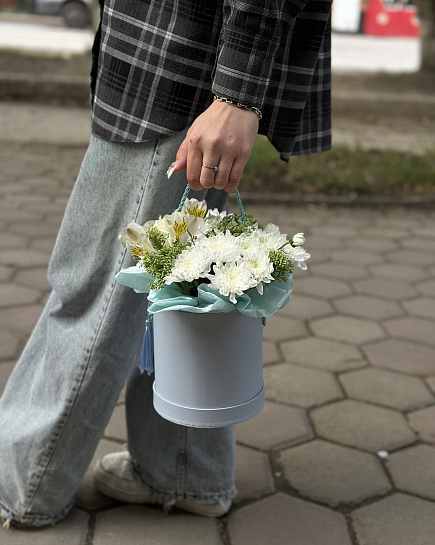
[0,72,89,106]
[1,72,435,120]
[235,192,435,208]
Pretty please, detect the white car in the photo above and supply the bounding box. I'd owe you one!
[34,0,93,28]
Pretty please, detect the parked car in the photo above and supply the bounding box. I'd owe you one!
[34,0,92,28]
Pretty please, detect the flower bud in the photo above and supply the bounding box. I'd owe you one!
[292,232,305,246]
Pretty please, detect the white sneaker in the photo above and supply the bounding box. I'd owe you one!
[93,451,231,517]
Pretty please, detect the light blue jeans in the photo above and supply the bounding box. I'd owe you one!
[0,132,235,527]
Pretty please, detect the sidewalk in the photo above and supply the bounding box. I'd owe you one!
[0,103,435,544]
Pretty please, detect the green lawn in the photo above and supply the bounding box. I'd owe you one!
[242,136,435,196]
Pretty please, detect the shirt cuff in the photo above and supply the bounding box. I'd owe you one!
[212,25,279,112]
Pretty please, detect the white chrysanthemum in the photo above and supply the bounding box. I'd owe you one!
[292,232,305,246]
[283,246,311,270]
[208,261,257,304]
[237,232,263,253]
[164,246,212,284]
[264,223,281,236]
[243,246,274,294]
[201,231,241,263]
[255,229,288,251]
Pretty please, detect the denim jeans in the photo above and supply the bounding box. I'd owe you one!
[0,132,235,527]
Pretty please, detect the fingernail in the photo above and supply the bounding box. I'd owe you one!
[166,161,178,179]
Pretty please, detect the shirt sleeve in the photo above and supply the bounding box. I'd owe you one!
[212,0,312,112]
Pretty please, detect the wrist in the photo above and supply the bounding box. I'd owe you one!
[213,95,262,121]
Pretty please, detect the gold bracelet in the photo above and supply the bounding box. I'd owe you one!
[213,95,262,120]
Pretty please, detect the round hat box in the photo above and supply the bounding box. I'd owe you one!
[152,310,264,428]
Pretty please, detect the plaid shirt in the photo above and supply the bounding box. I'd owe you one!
[91,0,332,160]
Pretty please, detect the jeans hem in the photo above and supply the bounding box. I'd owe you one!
[0,498,73,529]
[130,460,236,505]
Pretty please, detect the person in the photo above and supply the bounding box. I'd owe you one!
[0,0,332,528]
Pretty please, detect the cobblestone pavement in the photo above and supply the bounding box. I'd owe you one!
[1,134,435,544]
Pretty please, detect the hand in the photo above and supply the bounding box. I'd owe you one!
[169,100,259,193]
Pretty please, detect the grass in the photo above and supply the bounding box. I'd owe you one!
[242,136,435,197]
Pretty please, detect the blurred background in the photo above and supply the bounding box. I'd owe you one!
[0,0,434,198]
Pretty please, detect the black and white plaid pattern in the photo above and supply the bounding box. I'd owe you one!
[91,0,332,160]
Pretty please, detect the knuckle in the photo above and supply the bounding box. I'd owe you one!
[187,175,199,185]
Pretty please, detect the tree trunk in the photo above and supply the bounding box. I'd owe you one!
[414,0,435,71]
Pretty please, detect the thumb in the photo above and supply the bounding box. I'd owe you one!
[167,138,188,179]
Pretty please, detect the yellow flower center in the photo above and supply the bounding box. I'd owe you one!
[187,205,206,218]
[173,219,187,239]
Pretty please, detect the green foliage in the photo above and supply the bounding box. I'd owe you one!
[242,137,435,196]
[217,213,261,236]
[147,227,166,251]
[269,250,293,283]
[140,243,186,290]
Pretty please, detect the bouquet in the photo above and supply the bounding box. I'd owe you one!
[116,196,310,317]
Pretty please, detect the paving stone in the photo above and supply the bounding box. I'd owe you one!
[402,297,435,319]
[264,363,343,408]
[383,317,435,347]
[9,223,59,239]
[364,227,409,240]
[0,264,13,281]
[311,400,417,452]
[345,237,397,252]
[369,263,427,283]
[0,283,41,307]
[387,249,435,267]
[76,439,124,511]
[281,337,364,372]
[407,405,435,444]
[0,249,50,267]
[3,509,89,545]
[304,236,343,250]
[400,238,435,252]
[0,232,27,249]
[427,376,435,394]
[413,227,435,239]
[278,294,333,320]
[0,305,44,334]
[94,505,222,545]
[339,367,434,411]
[30,237,56,254]
[262,314,309,343]
[236,401,313,451]
[310,226,358,239]
[13,267,51,291]
[352,493,435,545]
[387,444,435,501]
[104,403,127,443]
[0,331,19,361]
[334,294,403,320]
[310,315,386,345]
[279,439,391,506]
[262,341,281,365]
[234,445,275,502]
[416,279,435,296]
[352,277,417,300]
[228,493,351,545]
[0,361,15,396]
[363,339,435,376]
[293,277,352,299]
[330,249,383,266]
[310,262,368,280]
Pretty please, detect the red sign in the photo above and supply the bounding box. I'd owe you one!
[363,0,420,37]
